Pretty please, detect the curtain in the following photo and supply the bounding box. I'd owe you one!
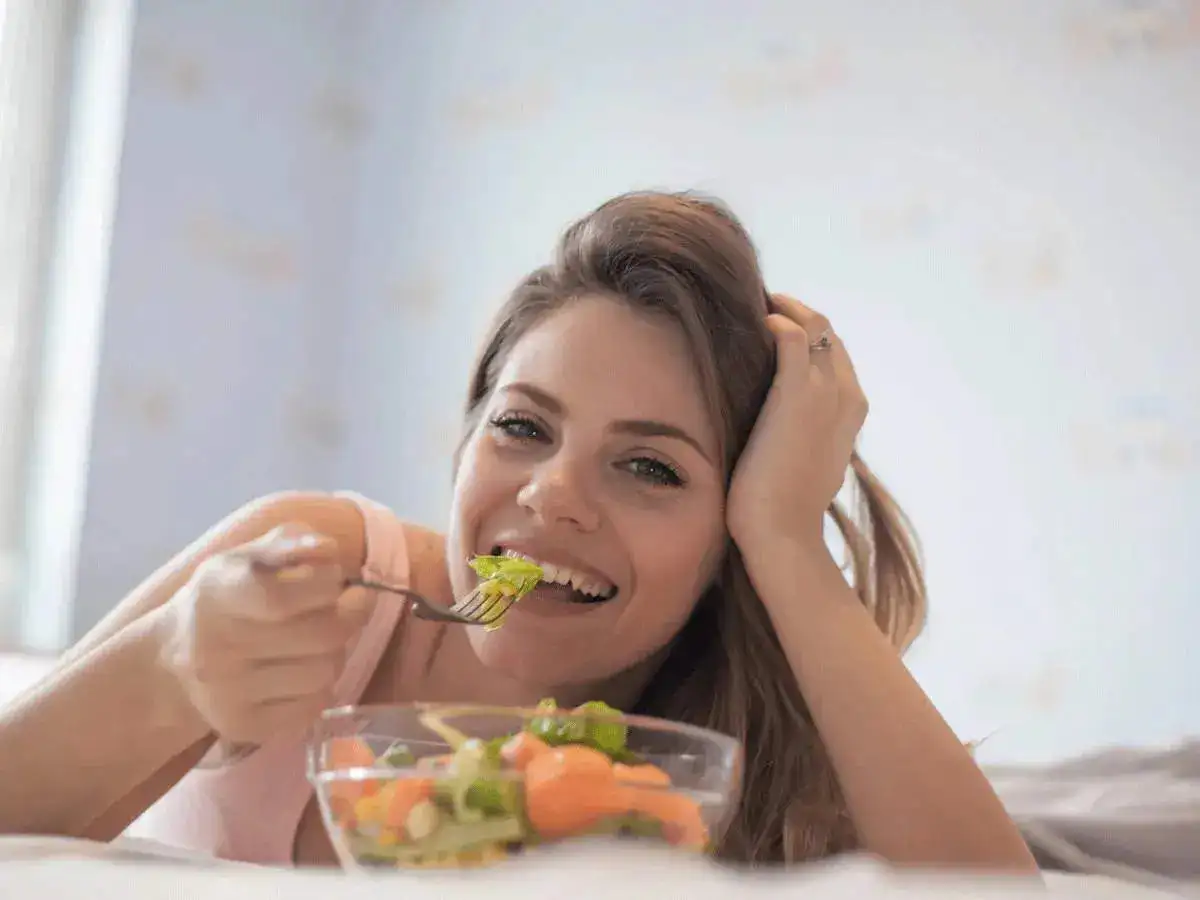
[0,1,78,645]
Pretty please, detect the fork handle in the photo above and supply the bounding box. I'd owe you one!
[346,578,482,625]
[347,578,411,596]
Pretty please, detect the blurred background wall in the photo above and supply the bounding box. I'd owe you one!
[2,0,1198,766]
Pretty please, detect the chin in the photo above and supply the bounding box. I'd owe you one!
[466,627,624,691]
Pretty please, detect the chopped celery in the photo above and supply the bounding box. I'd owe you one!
[432,735,523,821]
[352,818,524,864]
[464,779,521,817]
[440,740,488,823]
[420,709,472,752]
[413,817,524,856]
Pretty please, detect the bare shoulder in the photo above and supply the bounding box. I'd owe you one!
[360,521,453,701]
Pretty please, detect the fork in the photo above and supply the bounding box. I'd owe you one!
[346,579,514,627]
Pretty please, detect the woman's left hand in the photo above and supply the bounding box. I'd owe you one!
[727,294,869,554]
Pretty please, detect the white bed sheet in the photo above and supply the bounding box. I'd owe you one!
[0,838,1184,900]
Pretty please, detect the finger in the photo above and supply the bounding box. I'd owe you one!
[770,294,868,435]
[233,605,359,659]
[765,313,813,378]
[769,293,832,339]
[821,332,869,425]
[259,557,347,619]
[240,651,344,705]
[240,524,342,570]
[212,561,345,627]
[770,294,837,374]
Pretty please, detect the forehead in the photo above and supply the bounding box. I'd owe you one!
[497,296,713,431]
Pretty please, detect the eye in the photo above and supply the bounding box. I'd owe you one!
[487,413,547,443]
[619,456,685,488]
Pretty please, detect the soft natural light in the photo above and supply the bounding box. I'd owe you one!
[18,0,133,652]
[0,0,105,648]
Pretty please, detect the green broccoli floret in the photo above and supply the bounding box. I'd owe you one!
[524,698,632,760]
[575,700,629,758]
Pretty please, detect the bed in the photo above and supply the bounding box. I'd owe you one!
[0,837,1184,899]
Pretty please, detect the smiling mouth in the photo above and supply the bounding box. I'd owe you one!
[489,545,617,604]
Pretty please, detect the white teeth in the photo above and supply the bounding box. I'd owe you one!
[501,549,613,598]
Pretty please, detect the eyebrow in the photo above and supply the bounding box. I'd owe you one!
[502,382,714,464]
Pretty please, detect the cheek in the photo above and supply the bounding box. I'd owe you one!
[626,498,727,620]
[456,440,518,519]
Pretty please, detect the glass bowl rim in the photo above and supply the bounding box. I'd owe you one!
[309,701,742,758]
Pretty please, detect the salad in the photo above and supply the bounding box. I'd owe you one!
[321,700,710,869]
[467,554,544,631]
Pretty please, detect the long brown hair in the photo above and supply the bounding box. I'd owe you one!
[461,192,927,865]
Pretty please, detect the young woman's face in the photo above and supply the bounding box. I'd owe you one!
[446,295,727,689]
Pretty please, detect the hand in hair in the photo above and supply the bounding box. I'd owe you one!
[726,293,867,552]
[725,294,1037,873]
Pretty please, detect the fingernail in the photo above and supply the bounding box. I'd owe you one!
[273,533,321,553]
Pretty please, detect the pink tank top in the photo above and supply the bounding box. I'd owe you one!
[131,493,412,866]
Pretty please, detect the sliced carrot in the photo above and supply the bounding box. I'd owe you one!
[613,763,671,787]
[500,732,551,770]
[329,795,357,830]
[329,736,377,769]
[620,787,708,849]
[327,737,381,806]
[529,744,616,783]
[524,746,625,839]
[382,778,434,829]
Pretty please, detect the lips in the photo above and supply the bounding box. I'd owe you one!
[488,545,618,603]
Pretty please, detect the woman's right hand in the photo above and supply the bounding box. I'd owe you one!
[159,524,373,747]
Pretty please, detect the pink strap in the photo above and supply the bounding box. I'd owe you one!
[135,493,414,866]
[330,491,411,705]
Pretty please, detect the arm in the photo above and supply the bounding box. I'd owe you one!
[0,491,368,839]
[742,538,1038,873]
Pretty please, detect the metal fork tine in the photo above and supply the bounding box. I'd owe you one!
[347,579,514,627]
[451,586,515,626]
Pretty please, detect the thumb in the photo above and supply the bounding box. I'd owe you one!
[243,523,340,569]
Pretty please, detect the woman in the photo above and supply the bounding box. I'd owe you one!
[0,192,1036,871]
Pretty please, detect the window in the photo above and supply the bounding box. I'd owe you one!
[0,1,79,646]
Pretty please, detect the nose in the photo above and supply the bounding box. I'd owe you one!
[516,457,601,533]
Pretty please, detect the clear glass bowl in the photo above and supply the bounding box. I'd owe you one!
[307,702,743,871]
